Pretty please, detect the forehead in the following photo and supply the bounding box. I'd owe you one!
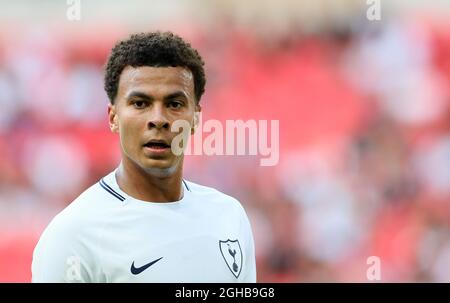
[117,65,194,99]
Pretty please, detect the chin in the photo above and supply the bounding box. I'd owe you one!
[143,165,178,178]
[140,158,181,177]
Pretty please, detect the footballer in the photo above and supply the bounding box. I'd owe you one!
[32,32,256,283]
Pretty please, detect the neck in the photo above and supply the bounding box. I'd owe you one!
[115,158,184,203]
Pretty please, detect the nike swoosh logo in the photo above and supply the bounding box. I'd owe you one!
[130,257,163,275]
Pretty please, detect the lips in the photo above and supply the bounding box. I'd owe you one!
[143,139,171,149]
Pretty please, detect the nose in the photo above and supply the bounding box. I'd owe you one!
[147,104,170,130]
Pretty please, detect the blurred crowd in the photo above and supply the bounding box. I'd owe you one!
[1,14,450,282]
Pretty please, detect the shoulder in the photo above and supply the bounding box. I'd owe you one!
[37,177,119,244]
[54,180,115,222]
[184,180,248,217]
[32,179,113,282]
[184,180,238,202]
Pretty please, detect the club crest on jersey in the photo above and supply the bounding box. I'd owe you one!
[219,239,242,278]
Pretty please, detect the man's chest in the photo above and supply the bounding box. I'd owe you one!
[98,212,246,282]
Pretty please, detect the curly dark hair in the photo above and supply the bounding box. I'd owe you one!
[104,31,206,104]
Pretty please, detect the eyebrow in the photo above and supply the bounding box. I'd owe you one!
[126,91,188,101]
[165,91,188,100]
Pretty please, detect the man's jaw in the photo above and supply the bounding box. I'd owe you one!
[142,156,183,178]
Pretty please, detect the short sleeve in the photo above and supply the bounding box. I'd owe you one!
[32,215,95,283]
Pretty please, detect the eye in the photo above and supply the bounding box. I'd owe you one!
[132,100,147,109]
[168,101,183,109]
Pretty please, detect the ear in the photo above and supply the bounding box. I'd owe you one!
[191,104,202,135]
[108,104,119,133]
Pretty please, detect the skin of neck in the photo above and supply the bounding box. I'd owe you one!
[115,156,185,203]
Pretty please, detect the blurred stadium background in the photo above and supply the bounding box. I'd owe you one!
[1,0,450,282]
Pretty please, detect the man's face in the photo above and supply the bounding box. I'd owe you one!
[108,66,200,175]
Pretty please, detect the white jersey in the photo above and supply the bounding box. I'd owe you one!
[32,170,256,283]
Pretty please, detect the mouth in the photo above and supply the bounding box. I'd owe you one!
[143,139,171,152]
